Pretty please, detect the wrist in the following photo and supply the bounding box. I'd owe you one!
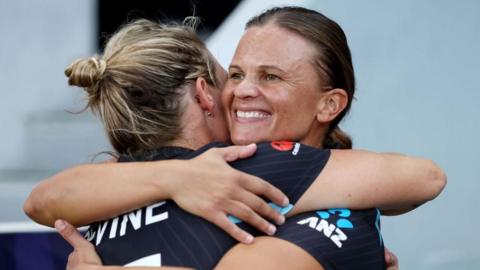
[151,159,182,200]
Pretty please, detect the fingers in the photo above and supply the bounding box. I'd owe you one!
[220,144,257,162]
[214,145,290,207]
[234,189,285,226]
[239,174,289,207]
[55,219,90,249]
[385,247,399,270]
[210,214,254,244]
[225,198,279,236]
[388,252,399,270]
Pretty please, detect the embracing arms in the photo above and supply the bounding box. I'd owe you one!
[24,145,288,243]
[25,145,446,239]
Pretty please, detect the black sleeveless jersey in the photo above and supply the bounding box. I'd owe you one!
[84,142,385,269]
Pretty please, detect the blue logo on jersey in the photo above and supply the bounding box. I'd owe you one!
[228,203,293,224]
[297,208,352,248]
[316,208,354,229]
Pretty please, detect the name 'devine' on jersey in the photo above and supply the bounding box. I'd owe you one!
[85,201,168,246]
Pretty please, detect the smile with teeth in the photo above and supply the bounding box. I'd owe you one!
[236,110,271,120]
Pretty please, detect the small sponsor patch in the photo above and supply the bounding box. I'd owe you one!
[271,141,295,151]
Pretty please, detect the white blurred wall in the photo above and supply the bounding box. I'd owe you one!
[0,0,109,222]
[0,0,109,172]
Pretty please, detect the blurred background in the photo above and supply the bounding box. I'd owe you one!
[0,0,479,269]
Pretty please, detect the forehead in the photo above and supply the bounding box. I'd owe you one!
[231,23,316,70]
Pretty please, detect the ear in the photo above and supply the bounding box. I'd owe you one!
[316,88,348,123]
[194,77,215,114]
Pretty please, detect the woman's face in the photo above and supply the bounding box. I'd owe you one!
[221,23,326,147]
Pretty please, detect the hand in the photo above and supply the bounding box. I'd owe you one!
[385,247,399,270]
[55,219,102,270]
[168,144,289,244]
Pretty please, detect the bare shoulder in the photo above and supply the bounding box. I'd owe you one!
[214,236,324,270]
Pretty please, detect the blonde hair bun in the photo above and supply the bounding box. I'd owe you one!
[65,57,107,88]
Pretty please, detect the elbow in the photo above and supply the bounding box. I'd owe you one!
[23,184,56,227]
[425,160,447,200]
[23,195,43,224]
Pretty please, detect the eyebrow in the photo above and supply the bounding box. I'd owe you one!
[228,64,241,70]
[259,65,287,73]
[228,64,287,74]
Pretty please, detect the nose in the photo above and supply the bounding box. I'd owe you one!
[233,78,260,99]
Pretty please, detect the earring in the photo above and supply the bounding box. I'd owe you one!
[206,111,212,117]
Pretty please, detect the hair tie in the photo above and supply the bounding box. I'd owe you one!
[91,57,107,77]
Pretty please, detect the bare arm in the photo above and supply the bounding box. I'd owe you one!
[290,149,446,216]
[215,236,399,270]
[24,145,288,243]
[24,160,177,227]
[215,236,323,270]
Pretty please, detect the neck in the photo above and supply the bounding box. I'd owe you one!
[171,99,213,150]
[168,136,210,151]
[299,121,328,149]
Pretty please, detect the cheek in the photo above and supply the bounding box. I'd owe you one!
[220,84,233,108]
[221,84,235,115]
[272,95,317,133]
[271,90,303,120]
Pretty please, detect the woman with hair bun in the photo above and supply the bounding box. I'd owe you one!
[26,7,444,270]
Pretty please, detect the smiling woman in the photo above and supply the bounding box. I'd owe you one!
[223,10,354,149]
[223,24,327,147]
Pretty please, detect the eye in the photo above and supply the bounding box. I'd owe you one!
[229,72,244,81]
[265,73,280,81]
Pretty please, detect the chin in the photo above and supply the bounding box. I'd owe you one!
[231,138,254,145]
[231,134,254,145]
[231,133,267,145]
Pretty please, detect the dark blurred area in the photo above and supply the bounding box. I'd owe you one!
[97,0,241,50]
